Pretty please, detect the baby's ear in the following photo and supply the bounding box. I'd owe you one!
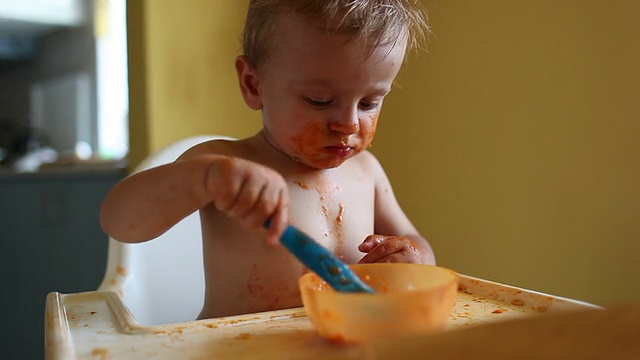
[235,55,263,110]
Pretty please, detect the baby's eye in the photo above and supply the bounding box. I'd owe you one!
[359,101,379,111]
[304,96,332,108]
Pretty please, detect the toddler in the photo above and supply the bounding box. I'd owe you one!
[100,0,435,319]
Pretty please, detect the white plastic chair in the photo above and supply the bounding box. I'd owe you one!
[98,135,235,325]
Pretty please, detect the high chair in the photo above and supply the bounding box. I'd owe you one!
[44,135,604,359]
[97,135,235,325]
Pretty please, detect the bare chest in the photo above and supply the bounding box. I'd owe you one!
[286,176,375,263]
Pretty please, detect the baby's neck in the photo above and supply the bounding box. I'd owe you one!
[254,130,331,176]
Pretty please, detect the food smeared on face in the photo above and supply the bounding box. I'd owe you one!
[363,112,379,149]
[288,111,379,169]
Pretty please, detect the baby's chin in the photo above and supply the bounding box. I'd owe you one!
[291,152,358,170]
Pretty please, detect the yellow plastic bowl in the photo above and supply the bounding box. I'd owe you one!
[299,263,459,344]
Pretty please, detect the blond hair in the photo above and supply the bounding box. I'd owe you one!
[242,0,429,68]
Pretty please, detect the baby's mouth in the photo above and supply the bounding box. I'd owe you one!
[325,145,354,158]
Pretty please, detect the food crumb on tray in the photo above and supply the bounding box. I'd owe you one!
[235,333,252,340]
[91,348,109,359]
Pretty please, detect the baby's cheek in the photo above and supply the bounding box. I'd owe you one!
[290,123,324,156]
[361,113,379,148]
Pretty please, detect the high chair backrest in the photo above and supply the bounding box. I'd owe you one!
[98,135,235,325]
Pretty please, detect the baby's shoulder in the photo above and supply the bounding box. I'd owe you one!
[178,137,248,160]
[349,150,385,174]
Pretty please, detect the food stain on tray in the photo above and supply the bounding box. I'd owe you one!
[46,275,597,359]
[448,277,554,329]
[235,332,252,340]
[90,348,109,360]
[116,266,127,276]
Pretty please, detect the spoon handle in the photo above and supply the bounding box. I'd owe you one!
[278,224,374,293]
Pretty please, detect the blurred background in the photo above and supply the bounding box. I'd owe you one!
[2,0,639,358]
[0,0,128,358]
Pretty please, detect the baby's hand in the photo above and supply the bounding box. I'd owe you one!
[357,235,427,264]
[206,156,288,244]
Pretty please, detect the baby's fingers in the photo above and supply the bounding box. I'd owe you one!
[226,179,266,221]
[358,235,385,252]
[358,240,404,263]
[263,190,288,245]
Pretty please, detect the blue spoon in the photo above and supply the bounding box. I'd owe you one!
[266,221,374,293]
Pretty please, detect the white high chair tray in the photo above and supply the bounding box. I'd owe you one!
[45,275,597,359]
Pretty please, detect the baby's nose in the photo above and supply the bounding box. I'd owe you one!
[328,106,360,134]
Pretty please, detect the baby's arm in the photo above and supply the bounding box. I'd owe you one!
[99,149,289,244]
[357,153,436,265]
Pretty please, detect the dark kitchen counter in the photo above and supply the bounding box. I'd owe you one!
[0,159,127,180]
[0,159,126,359]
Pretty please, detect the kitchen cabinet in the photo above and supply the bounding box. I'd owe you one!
[0,166,123,359]
[0,0,86,60]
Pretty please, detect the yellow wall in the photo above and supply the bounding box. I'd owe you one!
[127,1,640,305]
[127,0,260,168]
[375,1,640,305]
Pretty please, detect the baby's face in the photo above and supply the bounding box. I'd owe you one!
[257,14,406,170]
